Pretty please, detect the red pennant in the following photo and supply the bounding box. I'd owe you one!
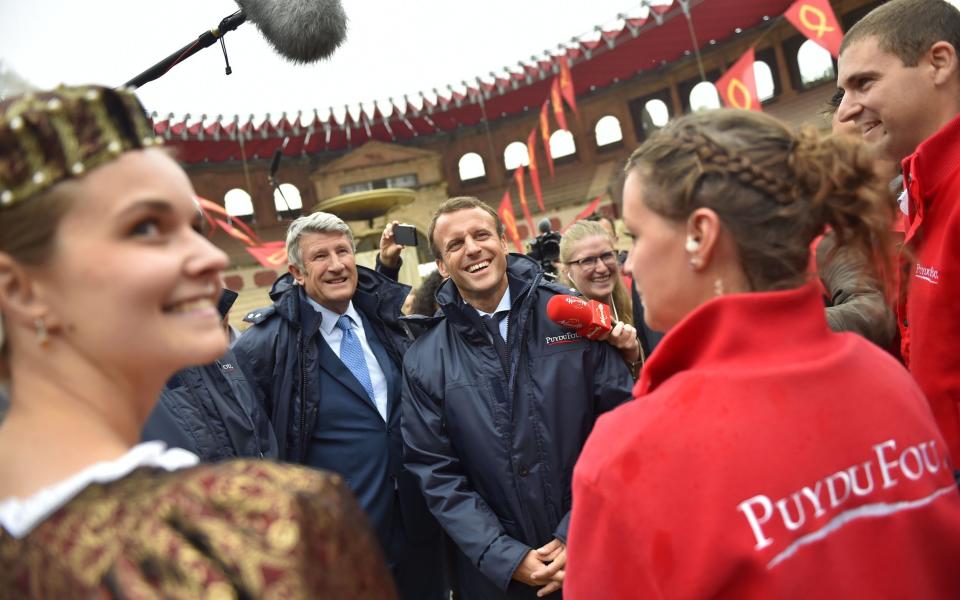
[526,129,545,211]
[716,48,761,112]
[785,0,844,58]
[245,241,288,268]
[558,57,579,117]
[539,101,555,177]
[514,165,536,235]
[550,79,569,132]
[563,196,605,233]
[498,190,524,252]
[197,196,262,245]
[214,219,257,246]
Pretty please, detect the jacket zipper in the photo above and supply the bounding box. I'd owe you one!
[298,339,308,463]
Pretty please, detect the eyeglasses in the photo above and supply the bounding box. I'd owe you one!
[565,251,619,270]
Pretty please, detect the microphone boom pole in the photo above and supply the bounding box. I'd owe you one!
[124,10,247,90]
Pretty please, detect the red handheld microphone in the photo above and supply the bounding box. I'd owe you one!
[545,295,615,341]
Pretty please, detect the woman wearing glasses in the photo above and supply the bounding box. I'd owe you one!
[559,220,642,373]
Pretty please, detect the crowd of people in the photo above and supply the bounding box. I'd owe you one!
[1,0,960,597]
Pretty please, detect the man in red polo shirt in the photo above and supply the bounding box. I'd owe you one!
[837,0,960,466]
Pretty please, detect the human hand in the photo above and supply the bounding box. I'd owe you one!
[512,549,548,587]
[379,220,404,268]
[531,539,566,597]
[602,321,640,363]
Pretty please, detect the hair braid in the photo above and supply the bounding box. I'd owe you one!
[625,109,895,294]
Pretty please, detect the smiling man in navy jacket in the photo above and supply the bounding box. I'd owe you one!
[401,197,633,599]
[233,212,443,599]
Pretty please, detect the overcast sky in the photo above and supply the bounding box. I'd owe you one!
[1,0,654,124]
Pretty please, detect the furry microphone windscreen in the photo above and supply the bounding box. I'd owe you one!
[235,0,348,64]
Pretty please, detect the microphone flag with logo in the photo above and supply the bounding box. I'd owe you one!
[716,48,761,112]
[784,0,844,58]
[546,295,615,341]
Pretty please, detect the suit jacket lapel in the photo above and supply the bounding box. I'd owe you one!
[358,311,400,426]
[315,333,382,417]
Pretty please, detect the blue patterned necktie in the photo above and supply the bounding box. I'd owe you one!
[336,315,375,401]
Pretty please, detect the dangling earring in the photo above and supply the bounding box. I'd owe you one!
[34,317,49,348]
[713,278,725,297]
[689,256,703,269]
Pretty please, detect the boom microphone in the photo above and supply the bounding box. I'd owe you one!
[236,0,348,64]
[125,0,347,89]
[545,294,616,341]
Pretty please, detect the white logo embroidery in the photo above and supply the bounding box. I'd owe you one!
[544,331,581,346]
[736,438,949,569]
[914,263,940,285]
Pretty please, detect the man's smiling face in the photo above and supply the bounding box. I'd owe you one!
[837,35,939,162]
[432,207,509,311]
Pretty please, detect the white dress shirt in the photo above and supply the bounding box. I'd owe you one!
[307,298,389,421]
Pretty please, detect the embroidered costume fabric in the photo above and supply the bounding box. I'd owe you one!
[0,460,397,599]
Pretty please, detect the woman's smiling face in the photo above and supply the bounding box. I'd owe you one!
[30,148,229,378]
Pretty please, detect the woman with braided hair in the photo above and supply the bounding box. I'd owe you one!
[565,109,960,598]
[0,86,395,598]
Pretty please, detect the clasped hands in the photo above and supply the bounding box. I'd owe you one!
[512,538,566,597]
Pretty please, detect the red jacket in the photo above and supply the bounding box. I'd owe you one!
[566,284,960,599]
[900,112,960,464]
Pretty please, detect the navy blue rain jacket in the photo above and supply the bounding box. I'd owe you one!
[401,254,633,598]
[142,348,279,461]
[233,266,416,462]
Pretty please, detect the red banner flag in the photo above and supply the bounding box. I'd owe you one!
[716,48,761,112]
[563,196,605,233]
[558,57,579,117]
[526,128,545,211]
[539,101,555,177]
[785,0,844,58]
[550,79,569,132]
[514,165,536,235]
[498,190,524,252]
[246,240,288,268]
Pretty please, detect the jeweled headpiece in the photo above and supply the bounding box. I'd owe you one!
[0,85,162,208]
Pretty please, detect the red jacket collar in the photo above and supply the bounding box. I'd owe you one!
[636,282,836,396]
[902,112,960,204]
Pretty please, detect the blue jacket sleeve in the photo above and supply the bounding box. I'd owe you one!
[401,366,530,591]
[375,253,402,282]
[550,340,633,543]
[592,338,635,415]
[231,326,275,418]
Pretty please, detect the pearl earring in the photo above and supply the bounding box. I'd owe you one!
[34,318,49,348]
[713,278,726,297]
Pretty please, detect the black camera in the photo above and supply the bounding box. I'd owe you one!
[527,219,561,279]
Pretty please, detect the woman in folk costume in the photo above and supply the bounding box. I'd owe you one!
[565,110,960,599]
[0,85,396,599]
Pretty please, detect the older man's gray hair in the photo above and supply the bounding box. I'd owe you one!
[286,212,355,270]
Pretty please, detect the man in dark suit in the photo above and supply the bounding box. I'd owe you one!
[233,212,444,599]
